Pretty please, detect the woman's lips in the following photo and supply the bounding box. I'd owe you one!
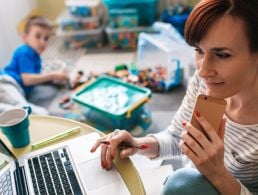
[205,82,225,87]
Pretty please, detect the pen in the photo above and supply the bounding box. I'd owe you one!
[100,141,150,150]
[31,126,81,149]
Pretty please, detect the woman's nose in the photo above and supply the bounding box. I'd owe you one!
[197,56,216,78]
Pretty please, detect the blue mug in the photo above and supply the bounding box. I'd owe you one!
[0,106,31,148]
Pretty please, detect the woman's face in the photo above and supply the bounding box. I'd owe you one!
[195,15,258,99]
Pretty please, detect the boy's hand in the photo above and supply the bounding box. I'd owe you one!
[21,72,68,86]
[51,71,69,83]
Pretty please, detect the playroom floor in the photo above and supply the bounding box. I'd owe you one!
[41,37,187,195]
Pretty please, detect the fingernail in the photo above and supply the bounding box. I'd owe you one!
[182,122,186,127]
[195,111,201,117]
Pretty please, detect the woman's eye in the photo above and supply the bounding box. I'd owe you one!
[194,48,204,55]
[216,52,230,59]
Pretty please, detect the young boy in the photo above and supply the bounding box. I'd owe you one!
[0,16,69,114]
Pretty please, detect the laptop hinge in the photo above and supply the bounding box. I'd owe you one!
[13,161,29,195]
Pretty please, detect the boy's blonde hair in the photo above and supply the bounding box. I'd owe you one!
[24,16,52,33]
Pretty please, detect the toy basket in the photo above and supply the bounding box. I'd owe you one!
[72,75,152,131]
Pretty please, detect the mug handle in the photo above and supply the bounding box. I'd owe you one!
[23,106,32,115]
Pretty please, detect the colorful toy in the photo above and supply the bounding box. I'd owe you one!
[109,9,139,28]
[106,27,156,50]
[70,70,84,89]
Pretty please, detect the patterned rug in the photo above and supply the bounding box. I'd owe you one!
[41,36,86,73]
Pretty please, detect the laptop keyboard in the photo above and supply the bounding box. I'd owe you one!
[0,168,13,195]
[28,147,83,195]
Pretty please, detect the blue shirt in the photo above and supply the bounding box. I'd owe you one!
[3,44,41,95]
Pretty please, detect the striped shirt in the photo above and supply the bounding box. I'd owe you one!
[153,71,258,194]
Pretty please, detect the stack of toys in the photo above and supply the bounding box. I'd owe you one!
[103,0,158,50]
[72,63,180,92]
[110,64,180,92]
[56,0,105,49]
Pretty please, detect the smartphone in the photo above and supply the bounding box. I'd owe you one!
[190,94,227,134]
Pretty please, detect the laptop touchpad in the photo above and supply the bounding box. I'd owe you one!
[79,158,120,191]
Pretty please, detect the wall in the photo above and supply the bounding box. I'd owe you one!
[37,0,65,20]
[0,0,36,68]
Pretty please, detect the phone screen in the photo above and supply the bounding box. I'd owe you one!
[190,94,227,134]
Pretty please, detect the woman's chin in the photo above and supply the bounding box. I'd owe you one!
[206,89,227,99]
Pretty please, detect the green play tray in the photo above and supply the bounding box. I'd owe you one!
[72,75,151,119]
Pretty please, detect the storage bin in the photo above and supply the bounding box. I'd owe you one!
[160,4,192,36]
[57,10,102,31]
[72,75,152,131]
[56,27,104,49]
[136,22,195,90]
[161,13,189,36]
[106,26,157,50]
[109,9,139,28]
[66,0,102,17]
[103,0,157,26]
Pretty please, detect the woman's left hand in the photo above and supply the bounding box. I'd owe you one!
[179,111,227,179]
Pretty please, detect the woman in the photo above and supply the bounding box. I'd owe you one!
[91,0,258,194]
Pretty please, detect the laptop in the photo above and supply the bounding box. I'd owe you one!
[0,132,130,195]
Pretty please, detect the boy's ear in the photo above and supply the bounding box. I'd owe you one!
[21,33,27,42]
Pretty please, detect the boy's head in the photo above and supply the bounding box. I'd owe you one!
[23,16,52,54]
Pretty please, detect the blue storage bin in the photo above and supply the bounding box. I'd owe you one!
[160,4,192,35]
[103,0,157,26]
[161,13,189,35]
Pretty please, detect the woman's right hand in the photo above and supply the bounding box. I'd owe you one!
[90,130,137,170]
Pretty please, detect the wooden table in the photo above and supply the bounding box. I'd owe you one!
[0,115,145,195]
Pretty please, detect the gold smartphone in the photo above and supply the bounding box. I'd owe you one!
[190,94,227,134]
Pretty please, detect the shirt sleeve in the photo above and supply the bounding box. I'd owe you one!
[150,71,201,159]
[17,52,40,74]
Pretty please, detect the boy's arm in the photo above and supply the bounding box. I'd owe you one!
[21,72,69,86]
